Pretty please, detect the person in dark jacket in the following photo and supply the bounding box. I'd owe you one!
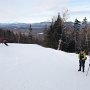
[3,40,8,46]
[78,50,87,72]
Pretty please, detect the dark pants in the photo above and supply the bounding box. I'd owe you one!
[79,60,85,72]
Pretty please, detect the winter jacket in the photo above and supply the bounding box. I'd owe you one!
[78,52,87,60]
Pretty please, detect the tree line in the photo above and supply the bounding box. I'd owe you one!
[0,25,35,44]
[44,14,90,53]
[0,14,90,53]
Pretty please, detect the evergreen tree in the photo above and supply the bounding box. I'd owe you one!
[28,24,33,43]
[44,19,55,48]
[82,17,88,51]
[74,18,81,52]
[44,13,63,49]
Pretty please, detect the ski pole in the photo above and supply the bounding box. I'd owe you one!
[86,52,90,76]
[86,64,90,76]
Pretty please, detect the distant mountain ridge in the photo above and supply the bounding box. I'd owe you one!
[0,22,51,31]
[1,21,90,35]
[0,22,51,35]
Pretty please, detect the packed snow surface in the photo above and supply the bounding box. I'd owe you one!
[0,43,90,90]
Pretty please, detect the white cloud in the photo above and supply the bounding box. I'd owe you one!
[0,0,72,23]
[70,6,90,14]
[31,0,71,12]
[3,0,90,23]
[68,6,90,22]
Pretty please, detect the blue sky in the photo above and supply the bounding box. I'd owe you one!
[0,0,90,23]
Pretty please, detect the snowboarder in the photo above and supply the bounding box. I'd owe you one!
[78,50,87,72]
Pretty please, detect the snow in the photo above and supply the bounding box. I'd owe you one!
[0,43,90,90]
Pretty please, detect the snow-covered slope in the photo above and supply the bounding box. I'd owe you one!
[0,43,90,90]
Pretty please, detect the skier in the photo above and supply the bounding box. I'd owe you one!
[3,39,8,46]
[78,50,87,72]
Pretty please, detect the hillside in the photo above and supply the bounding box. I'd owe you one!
[0,43,90,90]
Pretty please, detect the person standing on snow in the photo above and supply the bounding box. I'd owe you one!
[78,50,87,72]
